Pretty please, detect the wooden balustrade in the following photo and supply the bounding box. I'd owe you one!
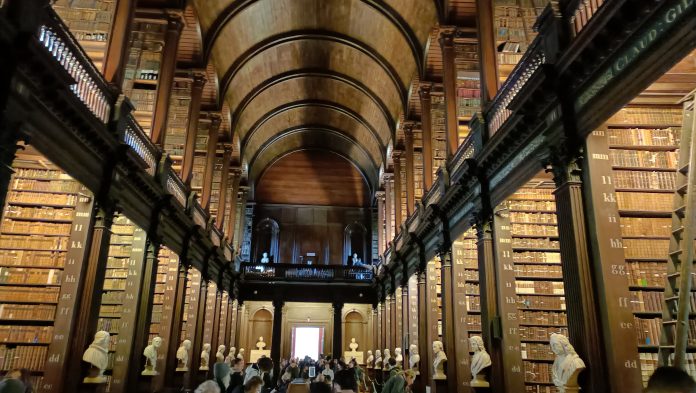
[240,263,374,282]
[123,113,159,176]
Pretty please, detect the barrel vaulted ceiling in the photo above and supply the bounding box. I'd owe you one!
[192,0,439,195]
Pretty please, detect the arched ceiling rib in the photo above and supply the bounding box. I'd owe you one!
[192,0,438,195]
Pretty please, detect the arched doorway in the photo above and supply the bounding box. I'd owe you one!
[253,218,280,263]
[343,310,365,354]
[248,308,274,351]
[344,222,368,265]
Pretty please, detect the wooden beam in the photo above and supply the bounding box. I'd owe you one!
[181,73,206,186]
[419,84,434,191]
[150,13,183,147]
[439,28,459,156]
[404,123,416,216]
[200,114,221,211]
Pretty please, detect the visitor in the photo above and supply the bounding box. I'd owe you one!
[387,358,401,380]
[245,357,274,385]
[215,362,233,393]
[244,376,265,393]
[349,359,364,391]
[196,380,222,393]
[229,358,246,392]
[381,369,415,393]
[287,358,300,380]
[645,366,696,392]
[321,361,334,381]
[334,361,357,393]
[0,369,32,393]
[309,379,332,393]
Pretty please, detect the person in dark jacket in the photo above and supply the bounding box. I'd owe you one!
[381,369,415,393]
[229,358,245,393]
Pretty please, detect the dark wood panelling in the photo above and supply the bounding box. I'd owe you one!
[256,150,370,207]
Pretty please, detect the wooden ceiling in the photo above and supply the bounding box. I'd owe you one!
[255,150,370,207]
[631,49,696,106]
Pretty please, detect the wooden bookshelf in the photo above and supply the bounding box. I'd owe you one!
[164,80,193,171]
[494,0,547,80]
[430,94,447,176]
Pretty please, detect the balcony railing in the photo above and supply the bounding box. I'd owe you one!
[566,0,606,38]
[38,9,113,124]
[241,263,374,282]
[192,201,207,228]
[166,170,188,209]
[123,113,159,176]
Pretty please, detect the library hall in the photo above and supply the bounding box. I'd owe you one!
[0,0,696,392]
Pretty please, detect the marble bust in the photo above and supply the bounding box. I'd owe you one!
[225,347,237,365]
[383,349,392,370]
[261,252,269,263]
[366,350,374,368]
[176,339,192,371]
[216,344,226,363]
[142,336,163,375]
[374,350,383,369]
[82,330,110,383]
[256,337,266,350]
[349,338,359,352]
[432,341,447,380]
[394,348,403,366]
[237,348,245,360]
[551,334,585,393]
[408,344,420,374]
[200,343,211,370]
[469,336,491,387]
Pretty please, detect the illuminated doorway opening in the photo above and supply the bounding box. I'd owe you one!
[291,327,324,360]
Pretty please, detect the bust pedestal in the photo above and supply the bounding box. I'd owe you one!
[78,380,107,393]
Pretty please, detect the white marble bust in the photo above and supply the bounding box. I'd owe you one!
[261,252,269,263]
[225,346,237,365]
[383,349,392,370]
[408,344,420,373]
[256,337,266,350]
[469,336,491,387]
[432,340,447,380]
[352,253,359,265]
[82,330,110,383]
[349,338,359,352]
[374,350,383,369]
[366,350,374,368]
[200,343,211,370]
[394,348,403,366]
[142,336,163,375]
[216,344,227,363]
[237,348,245,360]
[551,334,585,393]
[176,339,192,371]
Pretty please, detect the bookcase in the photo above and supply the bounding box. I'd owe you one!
[494,0,547,79]
[430,94,447,176]
[453,228,482,341]
[202,282,217,349]
[52,0,116,71]
[149,246,177,341]
[218,292,229,346]
[455,41,481,145]
[209,156,224,219]
[507,180,567,393]
[190,119,211,195]
[164,80,193,172]
[0,150,89,389]
[413,150,424,200]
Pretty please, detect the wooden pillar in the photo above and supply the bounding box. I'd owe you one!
[419,84,434,191]
[234,302,244,351]
[150,13,183,146]
[271,301,284,379]
[384,174,394,245]
[183,269,202,389]
[207,289,223,379]
[64,206,114,392]
[376,191,386,253]
[180,73,206,185]
[372,306,379,356]
[401,284,409,366]
[188,278,210,381]
[103,0,135,86]
[333,302,344,358]
[226,169,242,242]
[425,261,439,392]
[216,146,232,229]
[439,28,459,157]
[404,124,416,216]
[393,153,403,231]
[450,241,473,391]
[201,115,221,211]
[157,261,188,391]
[235,188,250,251]
[439,248,461,393]
[390,293,397,351]
[224,297,235,347]
[381,301,388,354]
[384,295,392,353]
[475,0,499,105]
[417,271,430,390]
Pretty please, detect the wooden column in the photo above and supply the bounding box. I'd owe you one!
[582,131,642,393]
[180,73,206,185]
[235,188,250,252]
[234,302,244,351]
[64,206,113,392]
[381,300,388,354]
[103,0,135,86]
[157,261,188,391]
[439,248,461,393]
[216,146,232,229]
[188,278,210,383]
[419,84,434,191]
[224,297,235,347]
[475,0,499,105]
[384,174,394,245]
[393,153,403,231]
[226,169,242,242]
[271,301,284,380]
[439,28,459,157]
[417,270,431,390]
[372,306,379,356]
[333,302,344,358]
[376,191,386,253]
[390,293,397,351]
[404,124,416,216]
[207,289,223,379]
[201,114,221,211]
[401,284,409,365]
[183,269,202,389]
[150,13,183,146]
[450,241,473,390]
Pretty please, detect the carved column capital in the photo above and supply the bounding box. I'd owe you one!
[419,82,433,100]
[545,145,584,187]
[438,27,456,48]
[192,72,207,89]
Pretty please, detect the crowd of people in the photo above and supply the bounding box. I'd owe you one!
[194,353,415,393]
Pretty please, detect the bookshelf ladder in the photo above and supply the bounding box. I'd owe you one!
[659,90,696,368]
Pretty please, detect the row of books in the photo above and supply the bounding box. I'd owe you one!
[0,287,59,303]
[512,224,558,237]
[510,212,557,224]
[518,295,566,310]
[508,200,556,211]
[97,317,121,334]
[6,191,77,206]
[521,342,554,360]
[610,149,679,168]
[627,262,667,287]
[609,108,683,126]
[0,326,53,344]
[463,270,479,281]
[513,252,561,264]
[640,353,696,385]
[512,238,559,249]
[618,192,673,212]
[0,304,55,320]
[0,345,48,371]
[0,268,62,285]
[466,315,482,331]
[620,217,671,237]
[514,264,562,278]
[0,220,70,236]
[524,361,552,383]
[3,206,74,221]
[519,311,567,326]
[0,251,65,268]
[613,170,676,190]
[0,235,68,250]
[516,281,564,295]
[623,239,669,260]
[519,325,569,342]
[12,168,67,180]
[608,128,680,147]
[10,178,81,194]
[509,189,554,200]
[466,295,481,312]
